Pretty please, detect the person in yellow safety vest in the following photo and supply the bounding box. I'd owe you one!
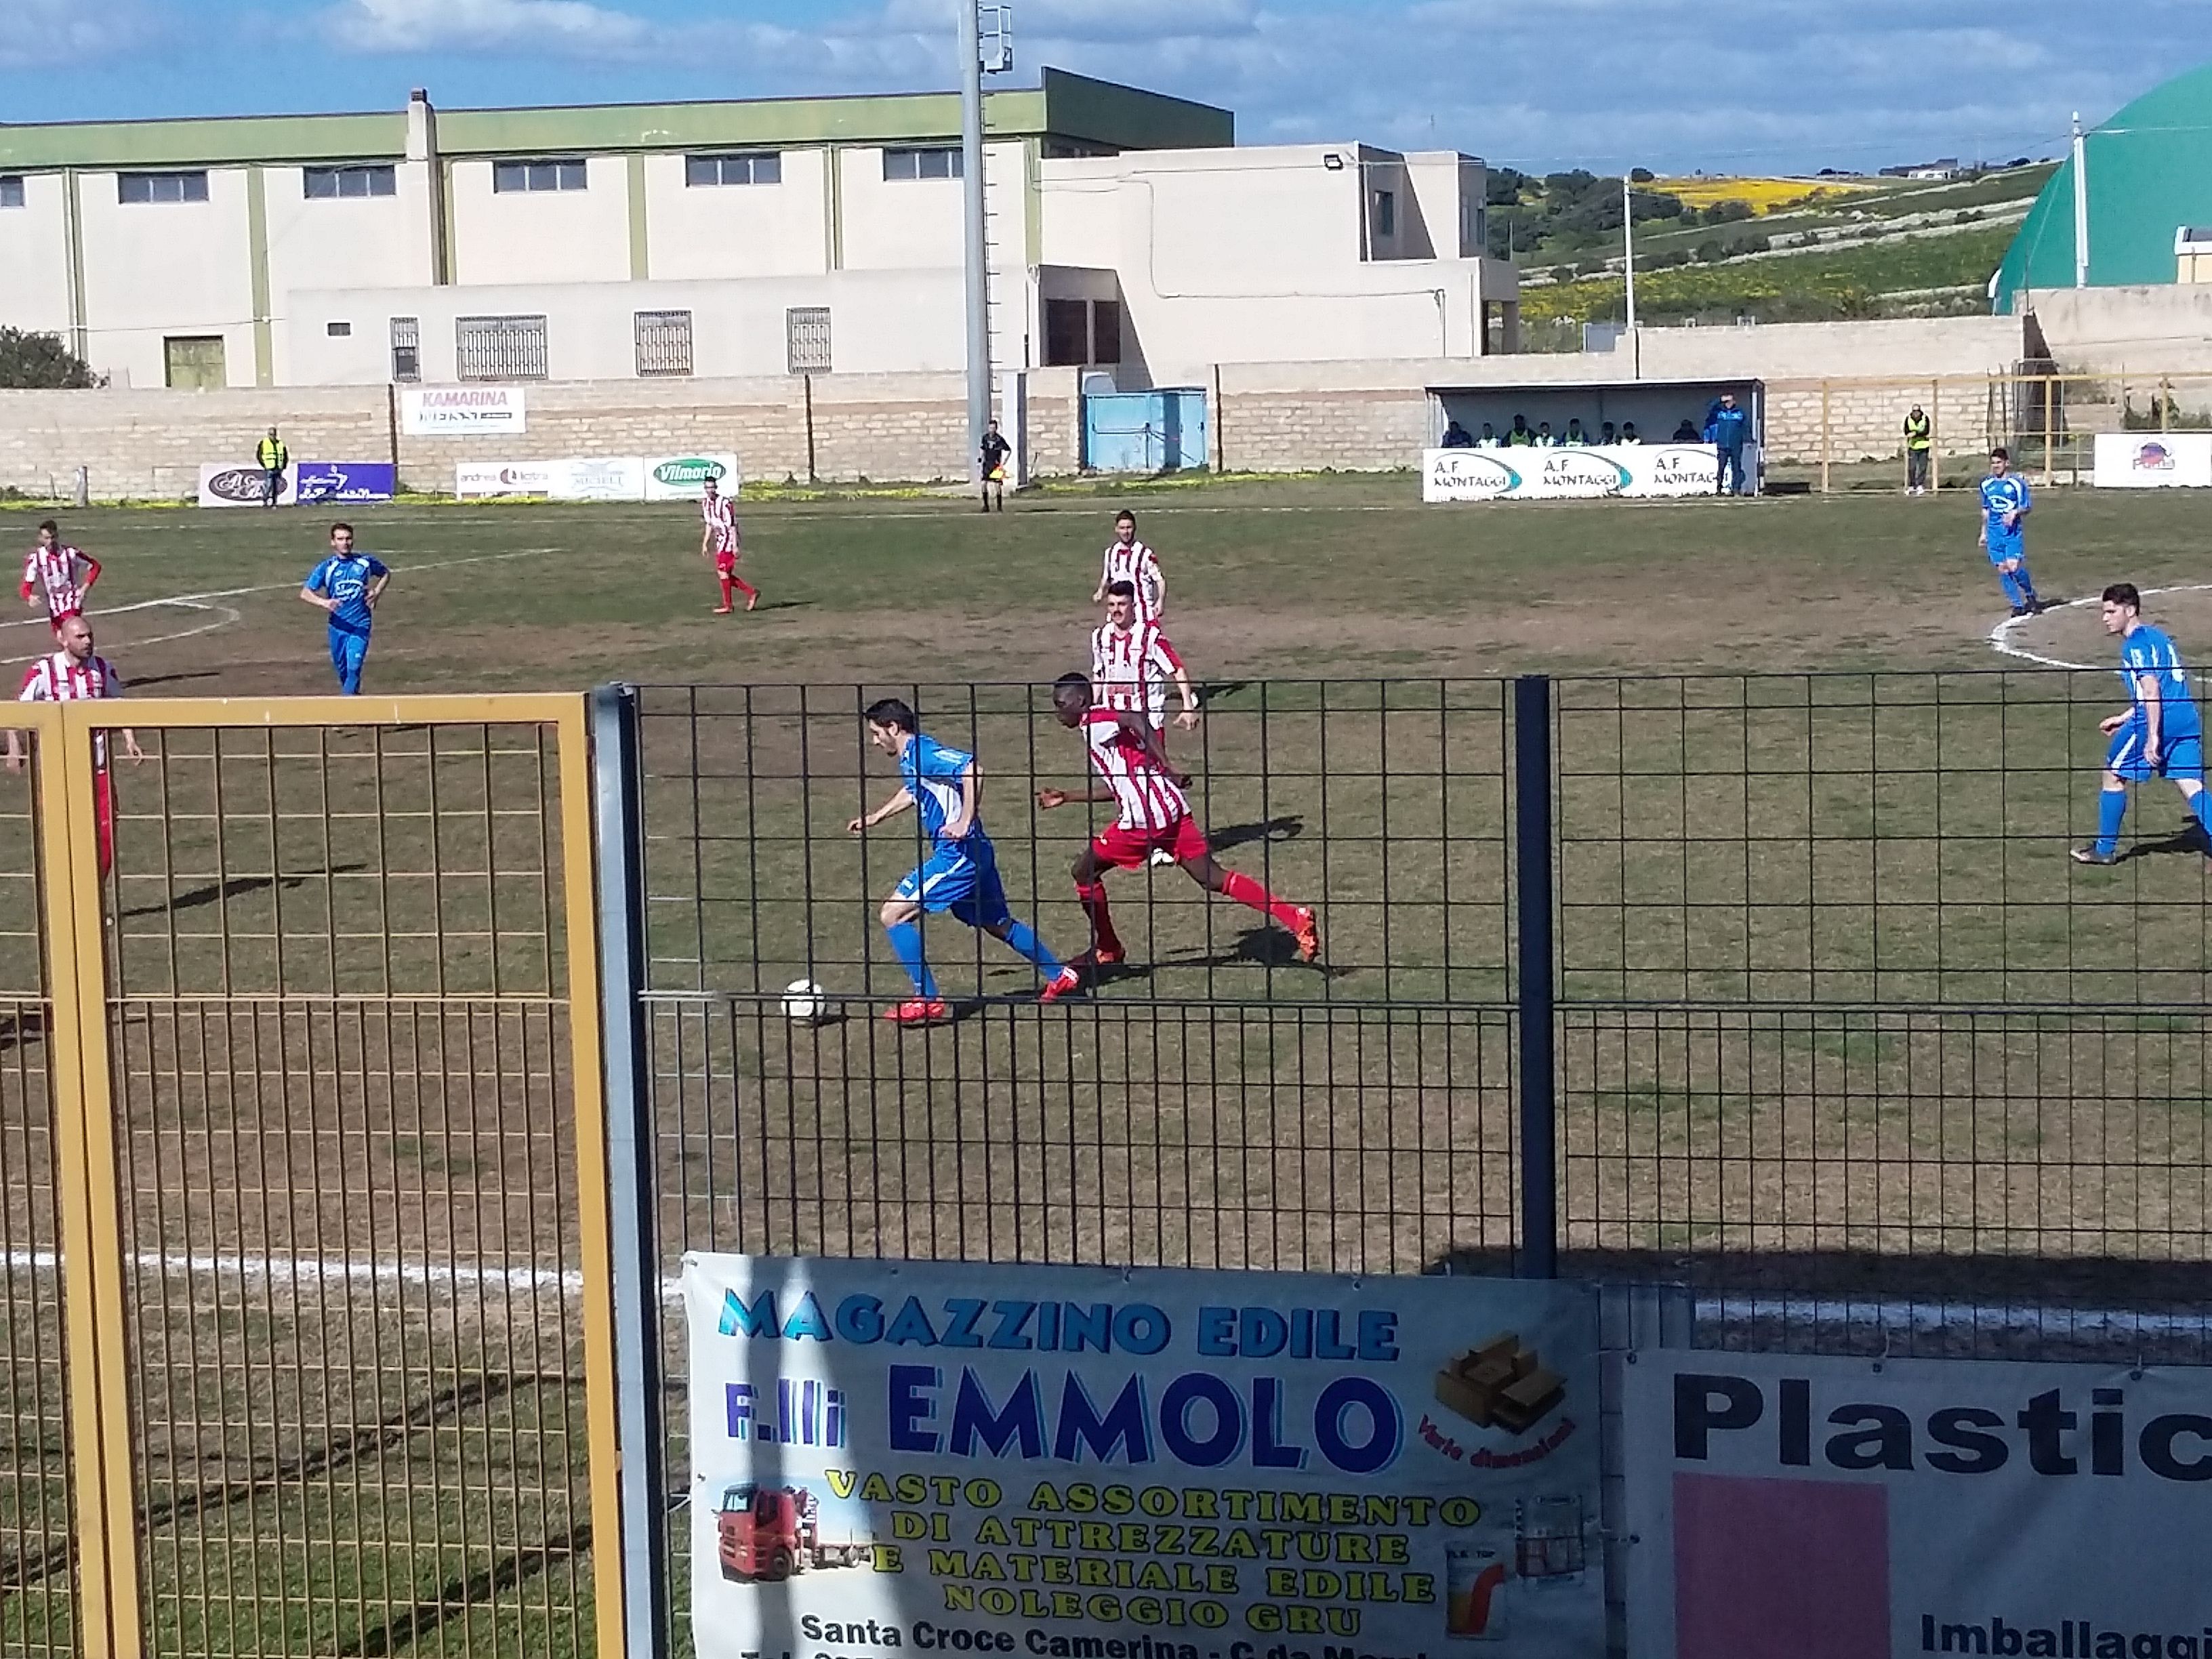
[1904,406,1933,497]
[255,427,289,509]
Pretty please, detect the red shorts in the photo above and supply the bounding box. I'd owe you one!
[1091,815,1208,870]
[714,550,738,575]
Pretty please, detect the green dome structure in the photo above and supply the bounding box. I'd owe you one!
[1993,60,2212,312]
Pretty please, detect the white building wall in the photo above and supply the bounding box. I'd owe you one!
[264,160,439,384]
[642,148,831,280]
[76,165,256,388]
[0,173,74,337]
[449,155,631,286]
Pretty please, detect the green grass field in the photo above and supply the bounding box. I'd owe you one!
[3,479,2210,1658]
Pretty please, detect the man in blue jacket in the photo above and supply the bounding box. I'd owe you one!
[1706,392,1751,495]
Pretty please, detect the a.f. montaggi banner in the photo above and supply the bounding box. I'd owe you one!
[684,1256,1603,1659]
[1422,443,1757,501]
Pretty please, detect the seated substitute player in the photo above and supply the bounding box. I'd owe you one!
[4,615,144,877]
[300,523,389,695]
[21,520,101,626]
[1978,447,2044,617]
[848,699,1082,1025]
[2071,583,2212,865]
[700,475,758,614]
[1092,510,1164,625]
[1036,674,1319,969]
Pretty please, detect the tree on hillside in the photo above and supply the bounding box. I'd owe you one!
[0,328,100,390]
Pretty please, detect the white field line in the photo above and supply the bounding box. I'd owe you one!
[0,1244,691,1300]
[0,548,549,665]
[1986,581,2212,671]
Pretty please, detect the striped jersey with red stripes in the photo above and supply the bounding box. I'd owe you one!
[1082,708,1187,830]
[1099,539,1164,624]
[19,649,125,766]
[22,544,97,617]
[702,493,739,550]
[1090,621,1183,714]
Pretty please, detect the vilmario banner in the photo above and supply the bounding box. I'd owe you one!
[684,1255,1603,1659]
[643,452,741,501]
[1422,443,1753,502]
[1626,1350,2212,1659]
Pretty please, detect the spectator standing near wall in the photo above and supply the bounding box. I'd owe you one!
[1904,405,1933,496]
[255,426,289,509]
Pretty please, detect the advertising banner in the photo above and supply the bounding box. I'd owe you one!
[402,386,527,436]
[1625,1349,2212,1659]
[555,456,649,501]
[684,1255,1603,1659]
[454,461,560,499]
[2091,431,2212,488]
[643,453,742,501]
[197,462,295,508]
[294,462,396,505]
[1422,443,1756,502]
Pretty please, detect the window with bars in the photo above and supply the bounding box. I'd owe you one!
[0,177,23,209]
[685,152,782,188]
[119,171,209,205]
[785,307,832,375]
[491,159,588,194]
[634,310,695,377]
[882,146,962,181]
[455,314,548,381]
[389,317,421,382]
[304,165,397,199]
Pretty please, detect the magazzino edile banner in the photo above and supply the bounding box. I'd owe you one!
[684,1256,1603,1659]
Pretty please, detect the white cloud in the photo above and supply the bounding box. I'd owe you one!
[323,0,660,55]
[0,0,158,65]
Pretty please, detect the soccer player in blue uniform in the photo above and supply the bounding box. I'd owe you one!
[299,523,390,695]
[1977,447,2043,617]
[2072,583,2212,865]
[848,698,1082,1024]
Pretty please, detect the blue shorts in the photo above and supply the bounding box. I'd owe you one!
[894,839,1010,929]
[2107,723,2205,784]
[1986,533,2024,565]
[328,626,371,694]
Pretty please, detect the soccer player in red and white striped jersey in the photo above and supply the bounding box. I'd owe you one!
[699,477,758,614]
[20,520,101,625]
[1036,673,1317,970]
[4,615,143,876]
[1091,510,1164,626]
[1091,581,1198,745]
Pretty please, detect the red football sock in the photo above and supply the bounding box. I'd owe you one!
[718,577,735,607]
[1075,881,1122,953]
[731,575,759,601]
[1220,869,1305,930]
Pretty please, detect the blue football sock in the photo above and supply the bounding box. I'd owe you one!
[998,920,1063,977]
[2014,561,2039,603]
[1997,570,2026,608]
[886,920,940,999]
[2095,787,2128,857]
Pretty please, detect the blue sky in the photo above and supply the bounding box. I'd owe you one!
[2,0,2202,173]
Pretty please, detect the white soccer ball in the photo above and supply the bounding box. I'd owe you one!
[782,979,827,1023]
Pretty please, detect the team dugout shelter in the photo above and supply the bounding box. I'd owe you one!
[1432,377,1764,447]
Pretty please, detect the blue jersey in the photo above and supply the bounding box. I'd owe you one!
[305,552,389,632]
[1979,474,2030,541]
[2120,624,2203,741]
[901,733,987,849]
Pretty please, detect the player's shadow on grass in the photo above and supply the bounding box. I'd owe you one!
[0,1007,45,1057]
[1206,814,1305,852]
[119,862,369,921]
[122,670,222,691]
[2115,821,2212,861]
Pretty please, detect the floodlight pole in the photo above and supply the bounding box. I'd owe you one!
[960,1,991,472]
[2070,112,2089,289]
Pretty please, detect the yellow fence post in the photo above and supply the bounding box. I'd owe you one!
[1930,377,1942,495]
[2044,377,2057,487]
[37,705,144,1659]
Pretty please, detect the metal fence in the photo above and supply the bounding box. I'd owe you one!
[11,696,622,1659]
[598,669,2212,1652]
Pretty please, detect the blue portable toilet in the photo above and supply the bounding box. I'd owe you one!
[1082,387,1210,473]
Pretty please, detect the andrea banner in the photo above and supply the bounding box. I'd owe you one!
[1625,1349,2212,1659]
[683,1255,1603,1659]
[1422,443,1757,501]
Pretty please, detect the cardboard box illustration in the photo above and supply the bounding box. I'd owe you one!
[1435,1332,1565,1433]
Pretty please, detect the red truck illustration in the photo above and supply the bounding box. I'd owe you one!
[714,1481,872,1582]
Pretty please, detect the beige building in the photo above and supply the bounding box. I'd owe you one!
[0,70,1521,393]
